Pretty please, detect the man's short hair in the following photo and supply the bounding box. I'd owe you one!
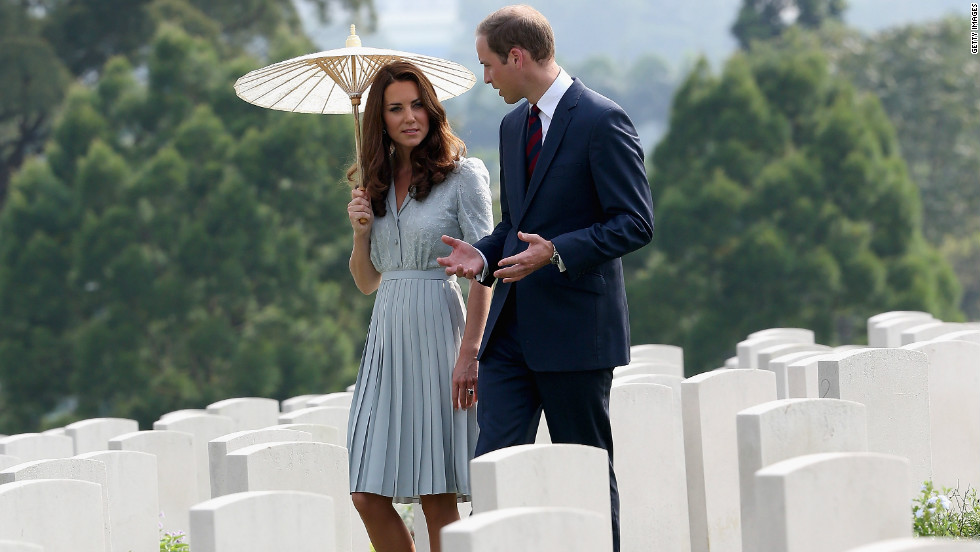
[476,5,555,63]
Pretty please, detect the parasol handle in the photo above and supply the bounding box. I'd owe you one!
[352,97,368,225]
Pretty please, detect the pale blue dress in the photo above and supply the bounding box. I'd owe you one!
[347,157,493,502]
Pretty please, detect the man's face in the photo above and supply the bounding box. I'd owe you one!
[476,34,522,104]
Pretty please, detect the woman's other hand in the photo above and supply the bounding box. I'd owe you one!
[452,355,478,410]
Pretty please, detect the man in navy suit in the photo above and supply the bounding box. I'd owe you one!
[438,6,654,550]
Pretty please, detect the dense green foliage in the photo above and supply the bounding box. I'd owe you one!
[628,32,961,374]
[0,0,374,204]
[0,1,376,432]
[825,17,980,318]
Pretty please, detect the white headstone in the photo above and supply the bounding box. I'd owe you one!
[931,330,980,345]
[868,313,935,347]
[273,423,342,446]
[0,434,73,462]
[784,353,838,399]
[737,334,813,370]
[190,491,335,552]
[901,322,980,346]
[205,398,280,432]
[758,343,830,374]
[207,428,312,498]
[903,339,980,491]
[867,311,932,326]
[834,345,868,353]
[748,328,815,341]
[818,348,932,493]
[277,406,350,443]
[307,392,354,408]
[0,458,110,552]
[610,383,690,552]
[0,479,106,552]
[767,349,833,399]
[76,450,159,552]
[0,456,21,472]
[755,452,911,552]
[280,394,322,413]
[682,368,776,552]
[737,399,869,552]
[64,418,139,455]
[613,374,682,407]
[441,507,611,552]
[157,409,207,422]
[613,361,682,379]
[629,344,684,371]
[109,430,197,538]
[154,412,235,501]
[224,441,351,552]
[470,444,612,549]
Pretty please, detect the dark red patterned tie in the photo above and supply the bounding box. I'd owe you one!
[526,104,542,183]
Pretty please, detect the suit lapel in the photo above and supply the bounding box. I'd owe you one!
[516,80,583,226]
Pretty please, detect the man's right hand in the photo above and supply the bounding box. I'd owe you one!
[437,235,485,280]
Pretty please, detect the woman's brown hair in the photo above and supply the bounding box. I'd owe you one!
[346,60,466,217]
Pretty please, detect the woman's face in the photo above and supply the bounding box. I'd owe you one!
[382,80,430,156]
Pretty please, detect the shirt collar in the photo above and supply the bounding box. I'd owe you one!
[532,67,573,120]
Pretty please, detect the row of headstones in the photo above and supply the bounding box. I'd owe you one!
[0,395,367,552]
[463,314,980,551]
[1,310,979,551]
[1,439,978,552]
[530,312,980,551]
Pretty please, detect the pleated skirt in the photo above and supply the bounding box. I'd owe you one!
[347,269,479,503]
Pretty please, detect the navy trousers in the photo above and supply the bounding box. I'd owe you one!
[475,290,621,552]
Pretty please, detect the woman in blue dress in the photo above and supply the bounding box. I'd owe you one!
[345,61,493,552]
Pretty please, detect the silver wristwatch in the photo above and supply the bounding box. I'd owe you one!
[550,244,561,266]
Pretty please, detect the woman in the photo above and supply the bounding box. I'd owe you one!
[345,60,493,552]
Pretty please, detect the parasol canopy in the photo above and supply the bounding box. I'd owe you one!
[233,25,477,115]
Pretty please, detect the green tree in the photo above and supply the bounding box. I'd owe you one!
[630,33,961,375]
[772,18,980,320]
[829,17,980,244]
[0,22,371,432]
[40,0,156,76]
[0,1,71,201]
[0,0,375,208]
[732,0,846,49]
[39,0,375,77]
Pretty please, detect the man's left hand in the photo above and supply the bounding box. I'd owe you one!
[494,232,554,283]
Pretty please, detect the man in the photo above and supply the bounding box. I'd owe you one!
[437,5,654,551]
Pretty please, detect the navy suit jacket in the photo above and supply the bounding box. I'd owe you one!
[474,78,655,371]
